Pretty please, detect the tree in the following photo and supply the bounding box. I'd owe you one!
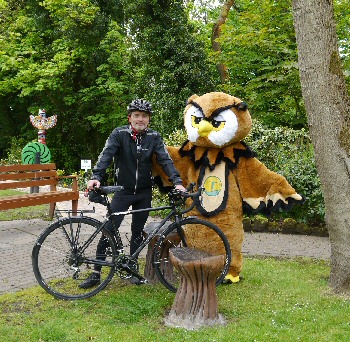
[0,0,131,171]
[211,0,234,83]
[217,0,307,129]
[121,0,218,134]
[292,0,350,294]
[0,0,219,170]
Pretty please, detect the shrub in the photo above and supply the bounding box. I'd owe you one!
[0,137,27,166]
[246,120,324,225]
[163,129,188,146]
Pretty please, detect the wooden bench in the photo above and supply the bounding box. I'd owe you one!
[0,163,79,218]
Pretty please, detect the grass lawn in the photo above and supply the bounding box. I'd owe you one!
[0,191,347,340]
[0,189,51,221]
[0,256,349,341]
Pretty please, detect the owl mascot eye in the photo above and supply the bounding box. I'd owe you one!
[153,92,303,284]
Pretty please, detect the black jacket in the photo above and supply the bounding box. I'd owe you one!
[91,125,182,192]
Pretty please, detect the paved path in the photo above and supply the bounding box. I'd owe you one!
[0,192,331,294]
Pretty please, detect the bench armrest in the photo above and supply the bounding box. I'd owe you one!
[55,175,79,192]
[58,175,78,179]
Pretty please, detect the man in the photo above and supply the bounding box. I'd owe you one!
[79,99,186,288]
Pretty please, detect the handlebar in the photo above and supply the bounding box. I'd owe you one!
[167,182,202,213]
[91,182,198,198]
[87,182,201,214]
[98,185,124,195]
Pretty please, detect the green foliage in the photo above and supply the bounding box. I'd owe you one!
[149,186,171,218]
[206,0,350,129]
[246,120,325,225]
[0,0,220,172]
[121,0,218,134]
[0,0,133,172]
[215,0,306,129]
[0,137,28,166]
[163,128,188,146]
[334,0,350,81]
[56,169,89,191]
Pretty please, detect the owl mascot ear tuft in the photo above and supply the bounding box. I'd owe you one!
[186,94,199,104]
[235,101,248,111]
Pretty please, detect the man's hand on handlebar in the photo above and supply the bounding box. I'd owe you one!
[174,184,187,193]
[87,179,100,190]
[84,180,100,197]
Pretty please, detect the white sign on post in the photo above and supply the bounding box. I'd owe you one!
[81,159,92,171]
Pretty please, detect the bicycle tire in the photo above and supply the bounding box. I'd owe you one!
[153,217,231,292]
[32,217,117,300]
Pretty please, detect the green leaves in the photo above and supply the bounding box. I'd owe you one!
[246,120,324,225]
[212,0,305,128]
[0,0,348,184]
[39,0,100,30]
[121,0,216,134]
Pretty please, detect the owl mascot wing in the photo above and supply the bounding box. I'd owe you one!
[153,92,303,284]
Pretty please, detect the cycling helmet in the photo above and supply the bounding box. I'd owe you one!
[127,99,153,114]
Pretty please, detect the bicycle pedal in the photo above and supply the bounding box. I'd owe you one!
[128,276,145,285]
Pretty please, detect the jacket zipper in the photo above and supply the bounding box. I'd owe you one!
[134,157,139,193]
[134,141,141,193]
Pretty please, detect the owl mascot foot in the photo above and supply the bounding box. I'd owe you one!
[223,274,241,284]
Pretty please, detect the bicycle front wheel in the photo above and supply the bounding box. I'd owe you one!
[32,217,117,300]
[153,217,231,292]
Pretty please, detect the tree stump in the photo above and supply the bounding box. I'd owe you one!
[143,222,179,283]
[164,247,225,330]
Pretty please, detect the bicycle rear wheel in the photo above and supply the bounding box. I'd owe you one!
[32,217,117,300]
[153,217,231,292]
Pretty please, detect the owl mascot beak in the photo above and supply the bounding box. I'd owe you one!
[198,120,213,137]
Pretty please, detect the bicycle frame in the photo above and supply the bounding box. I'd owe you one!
[55,185,199,281]
[110,205,180,260]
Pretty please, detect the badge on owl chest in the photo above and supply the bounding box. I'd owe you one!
[195,162,229,217]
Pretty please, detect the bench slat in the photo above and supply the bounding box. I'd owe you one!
[0,163,79,218]
[0,163,56,172]
[0,191,79,210]
[0,170,58,181]
[0,179,57,190]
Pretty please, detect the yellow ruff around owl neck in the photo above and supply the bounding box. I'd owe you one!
[179,140,255,171]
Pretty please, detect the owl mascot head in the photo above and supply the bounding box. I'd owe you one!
[153,92,303,284]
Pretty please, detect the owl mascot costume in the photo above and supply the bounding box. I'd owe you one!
[153,92,303,283]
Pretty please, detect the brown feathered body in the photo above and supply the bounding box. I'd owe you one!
[153,92,302,279]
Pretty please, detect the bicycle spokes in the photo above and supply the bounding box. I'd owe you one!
[153,218,231,293]
[32,217,117,300]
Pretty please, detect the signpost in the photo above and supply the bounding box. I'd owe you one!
[81,159,92,172]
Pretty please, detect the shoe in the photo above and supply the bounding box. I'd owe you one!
[78,273,101,289]
[128,276,143,285]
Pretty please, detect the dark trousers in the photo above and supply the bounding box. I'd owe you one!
[95,188,152,271]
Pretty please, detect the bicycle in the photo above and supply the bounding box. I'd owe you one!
[32,183,231,300]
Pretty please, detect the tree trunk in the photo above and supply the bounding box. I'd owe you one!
[292,0,350,293]
[211,0,235,83]
[164,248,225,330]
